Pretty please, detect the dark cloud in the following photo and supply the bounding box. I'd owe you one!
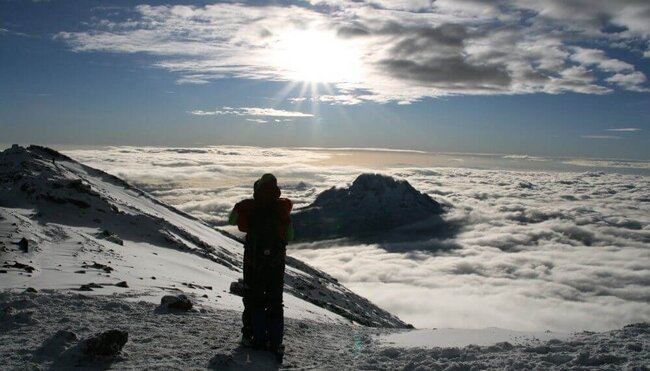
[336,25,370,38]
[379,57,511,88]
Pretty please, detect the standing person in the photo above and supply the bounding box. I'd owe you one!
[228,174,293,361]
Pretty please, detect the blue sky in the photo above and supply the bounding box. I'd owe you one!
[1,0,649,159]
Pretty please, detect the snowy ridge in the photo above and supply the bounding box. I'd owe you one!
[0,145,407,328]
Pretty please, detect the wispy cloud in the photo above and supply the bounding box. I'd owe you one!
[291,95,366,105]
[189,107,314,118]
[55,1,650,103]
[582,135,623,140]
[605,128,642,132]
[0,27,31,38]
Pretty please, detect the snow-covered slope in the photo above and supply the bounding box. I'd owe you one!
[292,173,449,241]
[0,145,406,328]
[2,290,648,370]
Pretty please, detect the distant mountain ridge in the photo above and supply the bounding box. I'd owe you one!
[0,145,408,328]
[292,173,445,241]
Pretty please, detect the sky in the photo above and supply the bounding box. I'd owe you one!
[1,0,650,159]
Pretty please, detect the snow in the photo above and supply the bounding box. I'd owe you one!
[1,290,648,370]
[380,327,571,348]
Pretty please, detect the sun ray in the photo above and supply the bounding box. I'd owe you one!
[271,80,301,107]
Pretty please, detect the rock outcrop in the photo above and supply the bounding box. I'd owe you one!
[292,173,444,240]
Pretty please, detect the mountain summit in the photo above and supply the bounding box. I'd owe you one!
[292,173,445,241]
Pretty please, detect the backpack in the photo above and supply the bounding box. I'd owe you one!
[247,200,285,261]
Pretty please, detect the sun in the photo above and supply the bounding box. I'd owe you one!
[269,29,364,84]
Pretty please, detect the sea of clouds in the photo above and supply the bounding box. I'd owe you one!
[64,146,650,332]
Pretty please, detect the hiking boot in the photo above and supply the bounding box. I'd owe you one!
[271,344,284,363]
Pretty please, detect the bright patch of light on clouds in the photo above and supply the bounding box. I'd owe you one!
[189,107,314,117]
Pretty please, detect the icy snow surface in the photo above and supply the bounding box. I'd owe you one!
[1,291,648,370]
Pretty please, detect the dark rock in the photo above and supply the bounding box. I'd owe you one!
[160,294,193,311]
[2,261,35,273]
[17,237,29,252]
[299,322,309,329]
[115,281,128,288]
[0,270,7,274]
[24,287,38,293]
[82,330,128,356]
[79,283,103,291]
[82,262,114,273]
[74,270,86,274]
[97,230,123,246]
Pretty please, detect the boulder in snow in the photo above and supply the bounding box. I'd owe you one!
[17,237,29,252]
[160,294,193,311]
[79,283,103,291]
[82,329,128,356]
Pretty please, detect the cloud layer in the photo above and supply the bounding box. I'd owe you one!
[56,1,650,103]
[64,146,650,332]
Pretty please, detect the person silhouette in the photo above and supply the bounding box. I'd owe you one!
[228,174,293,361]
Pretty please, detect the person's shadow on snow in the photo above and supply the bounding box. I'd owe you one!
[208,346,279,371]
[43,343,121,371]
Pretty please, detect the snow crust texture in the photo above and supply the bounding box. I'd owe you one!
[1,291,648,370]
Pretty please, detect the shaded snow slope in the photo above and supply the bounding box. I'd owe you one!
[1,291,648,370]
[0,145,406,328]
[292,173,451,242]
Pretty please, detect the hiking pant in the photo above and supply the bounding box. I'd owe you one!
[250,250,285,350]
[241,247,253,339]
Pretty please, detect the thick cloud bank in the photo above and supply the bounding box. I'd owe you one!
[64,146,650,332]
